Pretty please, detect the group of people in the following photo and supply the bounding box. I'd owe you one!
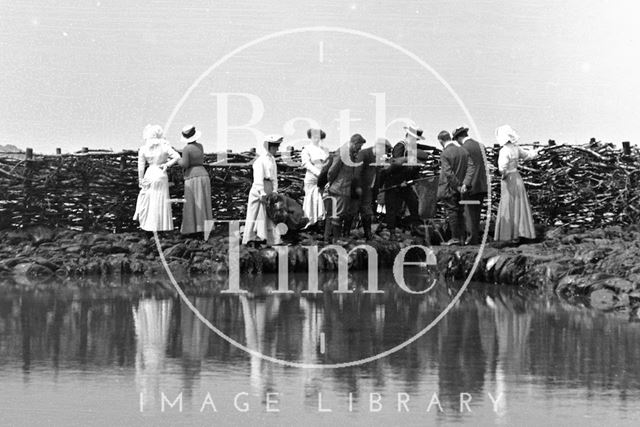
[133,122,539,247]
[134,124,213,236]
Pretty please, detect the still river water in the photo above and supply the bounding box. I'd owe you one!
[1,270,640,426]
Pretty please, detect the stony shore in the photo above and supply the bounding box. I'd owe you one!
[1,225,639,314]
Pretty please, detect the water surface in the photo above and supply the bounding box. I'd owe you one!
[1,273,639,426]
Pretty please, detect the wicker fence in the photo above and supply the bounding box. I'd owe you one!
[0,141,638,232]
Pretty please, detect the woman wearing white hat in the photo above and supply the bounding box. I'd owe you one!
[242,134,283,246]
[178,125,212,235]
[133,124,180,231]
[494,125,537,241]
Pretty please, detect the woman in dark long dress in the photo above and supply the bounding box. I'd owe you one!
[178,125,212,235]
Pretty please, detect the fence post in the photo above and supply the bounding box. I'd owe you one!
[23,148,34,227]
[120,154,127,171]
[622,141,631,156]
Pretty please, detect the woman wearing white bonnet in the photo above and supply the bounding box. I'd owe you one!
[494,125,538,242]
[133,124,180,231]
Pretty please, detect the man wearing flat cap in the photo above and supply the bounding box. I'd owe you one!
[453,126,488,245]
[242,134,283,247]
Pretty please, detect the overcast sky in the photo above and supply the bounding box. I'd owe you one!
[1,0,639,153]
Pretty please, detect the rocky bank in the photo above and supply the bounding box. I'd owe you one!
[1,225,640,314]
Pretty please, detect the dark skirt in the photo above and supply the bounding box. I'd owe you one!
[181,175,212,234]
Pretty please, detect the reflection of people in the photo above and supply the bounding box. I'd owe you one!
[454,127,488,245]
[494,125,537,242]
[436,130,469,245]
[239,295,281,393]
[326,134,365,241]
[133,298,173,410]
[300,128,328,228]
[133,125,180,231]
[242,134,283,246]
[178,125,213,235]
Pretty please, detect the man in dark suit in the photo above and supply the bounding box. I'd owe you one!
[436,130,469,245]
[454,127,488,245]
[380,126,423,234]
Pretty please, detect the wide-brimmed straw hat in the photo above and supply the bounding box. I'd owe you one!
[181,125,202,143]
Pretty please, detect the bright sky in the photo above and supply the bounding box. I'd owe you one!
[1,0,639,153]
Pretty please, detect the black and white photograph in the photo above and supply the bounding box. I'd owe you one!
[1,1,639,425]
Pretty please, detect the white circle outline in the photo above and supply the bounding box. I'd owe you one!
[155,26,492,369]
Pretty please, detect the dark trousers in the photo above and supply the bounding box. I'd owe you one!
[464,192,485,245]
[442,194,465,242]
[385,187,419,230]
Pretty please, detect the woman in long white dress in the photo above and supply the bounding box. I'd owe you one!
[242,134,283,246]
[300,128,328,227]
[494,125,537,241]
[133,124,180,231]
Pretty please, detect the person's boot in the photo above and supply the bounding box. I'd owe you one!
[331,222,343,244]
[323,219,332,242]
[342,215,353,238]
[362,216,372,240]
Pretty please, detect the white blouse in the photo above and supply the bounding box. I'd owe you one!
[252,153,278,193]
[498,142,536,174]
[300,143,328,182]
[137,139,180,181]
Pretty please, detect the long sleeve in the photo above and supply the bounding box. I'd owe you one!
[441,152,459,188]
[178,145,191,169]
[353,149,367,188]
[517,145,536,161]
[137,148,146,182]
[327,151,342,183]
[497,146,509,174]
[165,144,180,168]
[301,147,321,176]
[463,155,477,187]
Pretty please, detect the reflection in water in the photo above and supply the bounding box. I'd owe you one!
[133,298,173,411]
[2,274,640,424]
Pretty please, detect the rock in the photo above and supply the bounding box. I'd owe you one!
[24,225,55,245]
[629,290,640,303]
[590,289,618,311]
[65,245,83,253]
[601,277,634,293]
[90,244,113,255]
[5,231,29,245]
[12,262,33,277]
[26,263,54,279]
[163,243,187,259]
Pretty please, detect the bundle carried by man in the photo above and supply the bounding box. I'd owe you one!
[264,192,309,232]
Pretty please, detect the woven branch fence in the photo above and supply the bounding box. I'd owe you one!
[0,142,638,232]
